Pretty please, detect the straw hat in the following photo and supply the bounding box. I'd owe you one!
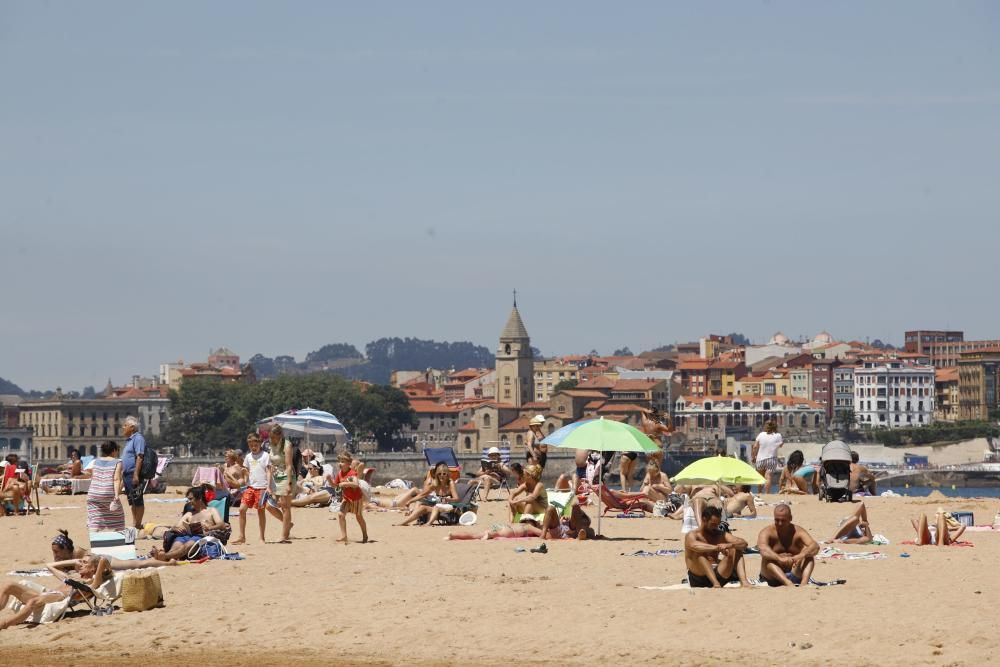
[529,415,546,426]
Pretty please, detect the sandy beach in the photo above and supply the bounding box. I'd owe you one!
[2,488,999,666]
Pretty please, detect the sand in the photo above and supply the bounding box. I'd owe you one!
[2,488,999,666]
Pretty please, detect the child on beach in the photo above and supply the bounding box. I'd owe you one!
[234,433,272,545]
[331,452,368,544]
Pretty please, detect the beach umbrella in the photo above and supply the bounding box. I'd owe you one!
[258,408,349,451]
[671,456,765,486]
[542,417,659,535]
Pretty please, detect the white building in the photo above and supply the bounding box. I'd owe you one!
[853,360,935,428]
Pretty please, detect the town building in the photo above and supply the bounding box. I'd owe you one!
[532,359,579,401]
[678,359,745,397]
[161,347,244,390]
[957,349,1000,421]
[904,330,1000,368]
[735,371,792,398]
[853,360,935,428]
[810,358,840,422]
[832,364,856,427]
[0,427,33,463]
[494,303,534,408]
[935,368,960,422]
[17,389,171,461]
[673,394,826,442]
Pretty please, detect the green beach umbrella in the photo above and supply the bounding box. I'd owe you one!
[671,456,766,486]
[542,417,660,534]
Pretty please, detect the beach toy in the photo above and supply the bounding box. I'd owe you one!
[458,511,477,527]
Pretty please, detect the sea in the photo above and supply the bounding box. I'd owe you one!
[879,485,1000,499]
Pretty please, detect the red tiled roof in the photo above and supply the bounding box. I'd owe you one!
[583,400,606,410]
[499,416,533,432]
[521,401,551,409]
[576,376,616,389]
[597,403,647,413]
[559,390,612,398]
[612,379,661,391]
[409,401,462,414]
[935,368,959,382]
[458,421,478,432]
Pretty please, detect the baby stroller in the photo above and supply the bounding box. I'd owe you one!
[819,440,852,502]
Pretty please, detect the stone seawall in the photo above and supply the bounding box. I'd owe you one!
[157,451,583,487]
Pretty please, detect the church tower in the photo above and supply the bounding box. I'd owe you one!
[495,294,534,407]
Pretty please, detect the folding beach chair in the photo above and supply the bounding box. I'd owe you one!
[429,479,480,526]
[423,447,461,481]
[598,484,648,516]
[9,572,124,624]
[472,446,512,500]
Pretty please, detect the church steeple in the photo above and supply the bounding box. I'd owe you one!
[496,295,533,407]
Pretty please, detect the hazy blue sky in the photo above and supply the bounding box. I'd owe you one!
[3,3,999,390]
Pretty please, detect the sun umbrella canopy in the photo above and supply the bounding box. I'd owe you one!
[542,417,659,453]
[259,408,349,438]
[671,456,765,486]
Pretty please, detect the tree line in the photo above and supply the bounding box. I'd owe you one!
[152,374,416,453]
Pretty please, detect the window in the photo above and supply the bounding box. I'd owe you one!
[516,435,523,446]
[464,436,471,450]
[483,414,491,427]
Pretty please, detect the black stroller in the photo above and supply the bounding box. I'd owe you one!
[819,440,853,502]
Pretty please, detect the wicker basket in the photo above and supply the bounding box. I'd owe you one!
[121,570,164,612]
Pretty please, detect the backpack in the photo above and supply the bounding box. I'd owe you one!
[139,445,159,480]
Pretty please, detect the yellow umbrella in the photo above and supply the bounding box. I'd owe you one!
[671,456,765,486]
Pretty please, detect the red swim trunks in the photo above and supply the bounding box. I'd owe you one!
[241,487,266,508]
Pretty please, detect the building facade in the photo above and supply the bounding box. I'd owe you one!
[494,304,534,408]
[832,365,856,426]
[673,394,826,442]
[957,349,1000,421]
[533,359,579,402]
[18,394,171,461]
[904,330,1000,368]
[853,360,935,428]
[935,368,960,422]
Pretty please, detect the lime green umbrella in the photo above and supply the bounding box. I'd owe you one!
[542,417,659,535]
[671,456,765,486]
[542,417,660,453]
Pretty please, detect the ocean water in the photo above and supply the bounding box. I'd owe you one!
[879,485,1000,499]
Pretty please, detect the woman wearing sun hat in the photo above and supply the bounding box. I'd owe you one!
[525,415,548,469]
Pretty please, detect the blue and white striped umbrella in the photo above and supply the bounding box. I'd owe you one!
[259,408,349,439]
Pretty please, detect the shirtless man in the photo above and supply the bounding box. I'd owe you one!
[725,485,757,518]
[757,503,818,587]
[151,486,227,561]
[849,451,877,495]
[684,505,751,588]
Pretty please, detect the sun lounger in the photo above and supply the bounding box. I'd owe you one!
[8,572,124,624]
[598,484,647,516]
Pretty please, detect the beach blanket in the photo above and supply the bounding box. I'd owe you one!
[816,547,886,561]
[147,498,188,504]
[6,569,50,577]
[901,540,974,547]
[624,549,682,557]
[638,577,846,591]
[965,526,1000,532]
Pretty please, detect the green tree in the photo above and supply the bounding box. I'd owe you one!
[553,379,578,393]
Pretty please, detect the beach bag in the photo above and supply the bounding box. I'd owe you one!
[121,570,164,612]
[187,536,227,560]
[139,446,159,480]
[653,500,670,517]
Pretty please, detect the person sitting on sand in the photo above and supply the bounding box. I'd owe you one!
[468,447,511,501]
[757,503,818,587]
[850,451,877,496]
[540,503,596,540]
[684,505,751,588]
[49,528,176,569]
[0,555,111,630]
[912,510,966,546]
[778,450,809,495]
[640,451,673,501]
[508,464,548,521]
[397,463,457,526]
[830,502,874,544]
[670,484,731,525]
[725,485,757,518]
[291,461,335,508]
[151,486,228,561]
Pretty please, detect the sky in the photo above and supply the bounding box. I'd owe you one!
[2,2,999,390]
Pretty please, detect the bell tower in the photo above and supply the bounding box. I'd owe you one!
[495,291,534,407]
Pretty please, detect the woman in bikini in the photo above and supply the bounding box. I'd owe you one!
[778,450,809,495]
[640,451,673,501]
[49,529,176,569]
[830,502,874,544]
[525,416,548,469]
[396,464,458,526]
[0,555,111,630]
[508,464,548,522]
[912,509,966,546]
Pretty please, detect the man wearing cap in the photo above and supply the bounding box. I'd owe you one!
[469,446,511,501]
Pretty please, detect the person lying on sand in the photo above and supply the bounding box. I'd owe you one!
[912,510,966,546]
[539,504,596,540]
[725,485,757,518]
[830,502,874,544]
[757,503,818,587]
[50,529,176,569]
[0,556,110,630]
[684,505,751,588]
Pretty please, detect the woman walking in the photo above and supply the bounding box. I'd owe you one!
[86,440,125,531]
[267,424,296,543]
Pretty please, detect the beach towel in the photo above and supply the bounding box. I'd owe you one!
[637,577,846,591]
[6,569,51,577]
[901,540,974,547]
[816,547,886,560]
[965,526,1000,532]
[624,549,682,557]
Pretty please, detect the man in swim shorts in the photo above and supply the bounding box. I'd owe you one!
[757,503,818,586]
[683,505,751,588]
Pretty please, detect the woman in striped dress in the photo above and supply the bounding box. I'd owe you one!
[87,440,125,531]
